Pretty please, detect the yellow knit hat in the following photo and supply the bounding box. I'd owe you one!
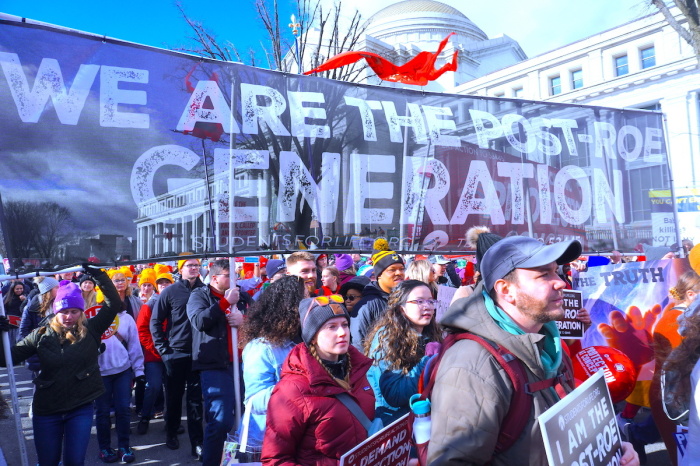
[139,268,157,288]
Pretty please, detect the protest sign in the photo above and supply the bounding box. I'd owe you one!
[0,17,670,261]
[539,370,622,466]
[675,424,689,462]
[436,285,457,322]
[340,414,411,466]
[557,289,583,338]
[573,258,689,406]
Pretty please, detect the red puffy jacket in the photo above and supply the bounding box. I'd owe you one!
[262,343,375,466]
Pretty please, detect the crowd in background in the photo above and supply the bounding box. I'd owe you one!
[0,226,698,466]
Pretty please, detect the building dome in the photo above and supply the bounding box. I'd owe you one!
[371,0,468,22]
[366,0,488,45]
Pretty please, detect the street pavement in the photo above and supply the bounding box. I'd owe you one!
[0,364,672,465]
[0,365,208,465]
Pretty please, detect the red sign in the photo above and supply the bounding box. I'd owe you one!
[84,305,120,340]
[340,414,412,466]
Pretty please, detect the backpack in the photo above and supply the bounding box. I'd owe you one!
[412,331,573,465]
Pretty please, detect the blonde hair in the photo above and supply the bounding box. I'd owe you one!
[82,289,97,308]
[405,260,438,297]
[49,312,88,344]
[669,270,700,304]
[111,272,132,297]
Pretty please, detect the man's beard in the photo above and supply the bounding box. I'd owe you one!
[515,288,564,324]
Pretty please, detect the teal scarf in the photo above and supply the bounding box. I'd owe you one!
[482,291,562,379]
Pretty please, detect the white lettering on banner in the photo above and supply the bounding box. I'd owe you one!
[214,149,270,223]
[0,52,99,124]
[381,101,428,144]
[346,154,396,225]
[401,156,451,226]
[100,66,149,128]
[277,151,340,223]
[450,160,505,225]
[343,97,382,141]
[241,83,290,136]
[470,109,663,161]
[288,91,330,139]
[422,105,461,147]
[176,80,240,134]
[130,145,201,205]
[497,162,535,224]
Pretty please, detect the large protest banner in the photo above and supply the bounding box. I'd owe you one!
[573,258,690,406]
[649,188,700,248]
[0,17,671,261]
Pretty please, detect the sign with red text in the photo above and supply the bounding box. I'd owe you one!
[340,414,412,466]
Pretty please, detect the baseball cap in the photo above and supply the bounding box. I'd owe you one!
[266,259,286,278]
[428,255,450,265]
[481,237,582,291]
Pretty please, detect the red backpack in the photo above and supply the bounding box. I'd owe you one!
[413,331,572,465]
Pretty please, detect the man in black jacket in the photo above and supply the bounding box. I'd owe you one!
[150,257,204,457]
[187,259,243,466]
[350,250,405,348]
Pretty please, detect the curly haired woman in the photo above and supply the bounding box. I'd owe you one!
[238,275,306,454]
[364,279,443,424]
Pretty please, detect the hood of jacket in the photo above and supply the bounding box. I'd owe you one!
[282,343,372,396]
[440,282,553,380]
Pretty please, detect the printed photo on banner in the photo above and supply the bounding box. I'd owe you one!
[539,370,623,466]
[573,258,690,407]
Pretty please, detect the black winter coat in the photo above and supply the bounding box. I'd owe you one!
[150,277,205,357]
[349,281,389,349]
[187,285,232,371]
[1,270,121,416]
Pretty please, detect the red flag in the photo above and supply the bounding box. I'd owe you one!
[305,33,458,86]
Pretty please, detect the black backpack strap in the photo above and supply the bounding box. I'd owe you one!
[334,392,372,433]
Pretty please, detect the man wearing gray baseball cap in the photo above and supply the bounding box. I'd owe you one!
[428,236,639,466]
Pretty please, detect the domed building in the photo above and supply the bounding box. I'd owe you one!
[361,0,527,91]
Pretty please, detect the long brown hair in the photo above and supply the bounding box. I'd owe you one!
[663,308,700,409]
[668,270,700,305]
[364,280,442,374]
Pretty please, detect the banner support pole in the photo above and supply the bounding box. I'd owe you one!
[0,292,30,466]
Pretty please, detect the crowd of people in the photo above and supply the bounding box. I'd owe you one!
[1,226,699,466]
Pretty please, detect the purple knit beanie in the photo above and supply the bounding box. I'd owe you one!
[54,282,85,313]
[333,254,354,272]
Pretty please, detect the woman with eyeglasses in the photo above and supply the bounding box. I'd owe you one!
[364,279,443,424]
[262,295,375,465]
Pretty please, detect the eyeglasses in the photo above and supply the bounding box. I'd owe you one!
[215,274,230,278]
[314,295,344,305]
[344,294,361,302]
[406,299,438,308]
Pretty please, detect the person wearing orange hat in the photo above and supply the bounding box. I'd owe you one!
[138,268,158,304]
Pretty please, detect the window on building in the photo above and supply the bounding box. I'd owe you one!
[628,164,670,222]
[615,55,629,77]
[550,76,562,96]
[513,87,524,98]
[640,46,656,69]
[571,69,583,89]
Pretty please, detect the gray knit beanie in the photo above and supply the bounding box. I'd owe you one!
[38,277,59,295]
[299,296,350,345]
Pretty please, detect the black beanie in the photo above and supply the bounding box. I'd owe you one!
[372,250,404,279]
[476,232,502,272]
[299,297,350,345]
